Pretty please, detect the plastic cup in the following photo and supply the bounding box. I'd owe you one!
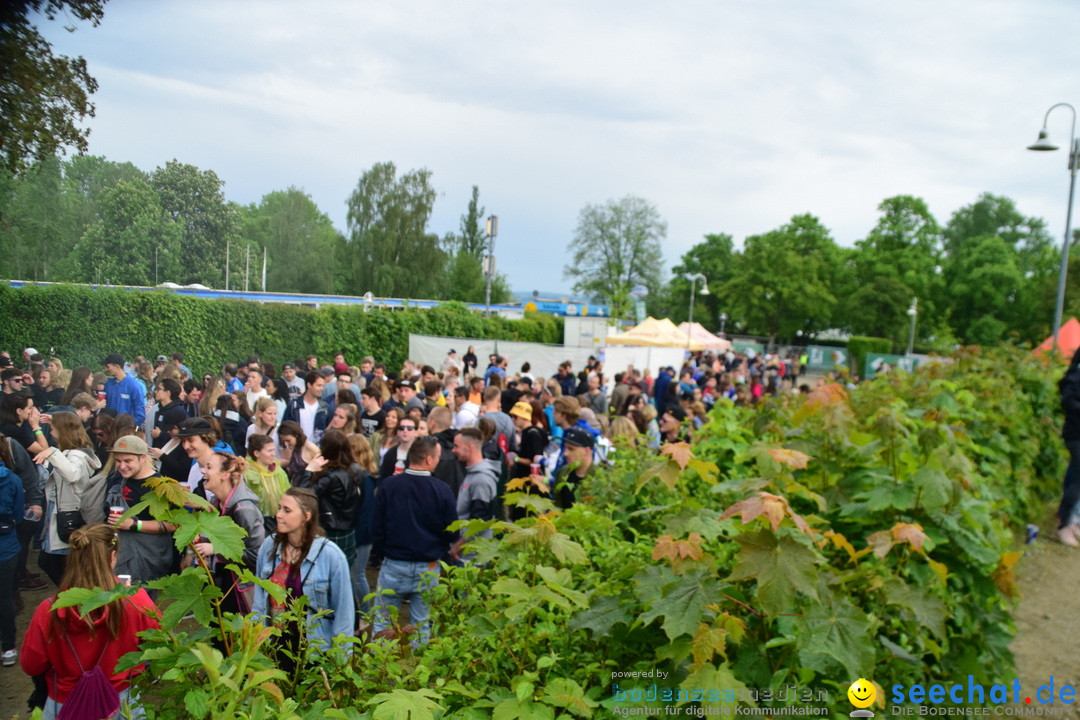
[530,462,541,476]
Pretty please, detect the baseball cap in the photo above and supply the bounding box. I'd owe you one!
[319,367,335,378]
[333,362,349,374]
[102,352,125,367]
[396,379,416,391]
[563,426,595,449]
[510,401,533,421]
[175,417,213,437]
[155,354,168,363]
[282,362,295,370]
[110,435,150,456]
[448,348,456,354]
[24,347,38,356]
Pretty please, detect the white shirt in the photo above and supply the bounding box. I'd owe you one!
[298,397,319,440]
[454,401,481,429]
[284,376,305,398]
[246,389,269,411]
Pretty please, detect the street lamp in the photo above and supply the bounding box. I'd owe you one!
[906,297,918,356]
[1027,103,1079,348]
[684,273,708,352]
[719,312,728,336]
[482,215,499,316]
[630,285,649,324]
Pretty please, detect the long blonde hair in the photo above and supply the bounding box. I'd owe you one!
[54,524,124,639]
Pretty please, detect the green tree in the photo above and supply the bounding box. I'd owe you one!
[0,1,107,177]
[658,233,734,326]
[943,193,1057,344]
[444,186,509,304]
[721,215,840,347]
[341,161,445,299]
[151,159,238,287]
[72,177,182,285]
[564,195,665,320]
[1,155,71,280]
[237,187,341,294]
[846,196,944,345]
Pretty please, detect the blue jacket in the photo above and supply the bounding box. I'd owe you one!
[104,375,146,426]
[251,535,354,649]
[283,396,328,440]
[0,460,25,563]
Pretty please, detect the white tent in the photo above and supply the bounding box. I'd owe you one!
[676,322,731,351]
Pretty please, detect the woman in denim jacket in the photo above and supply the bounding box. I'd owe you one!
[251,488,353,662]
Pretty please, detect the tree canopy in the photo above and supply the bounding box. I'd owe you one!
[0,1,107,176]
[564,195,666,320]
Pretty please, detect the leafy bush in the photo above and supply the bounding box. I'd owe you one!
[61,346,1063,717]
[0,284,562,373]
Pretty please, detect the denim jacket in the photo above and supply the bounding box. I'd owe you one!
[251,535,354,648]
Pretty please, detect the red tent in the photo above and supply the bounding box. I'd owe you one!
[1035,317,1080,356]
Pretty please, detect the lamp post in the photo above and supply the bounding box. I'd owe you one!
[1028,103,1078,348]
[483,215,499,316]
[684,273,708,352]
[906,297,918,356]
[719,312,728,336]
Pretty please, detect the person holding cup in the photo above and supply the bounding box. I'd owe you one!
[104,435,177,588]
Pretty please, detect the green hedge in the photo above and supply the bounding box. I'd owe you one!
[846,335,893,376]
[0,285,563,375]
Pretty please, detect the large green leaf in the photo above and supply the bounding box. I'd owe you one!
[542,678,598,718]
[169,509,248,561]
[882,578,946,637]
[638,570,725,640]
[368,688,443,720]
[725,531,819,616]
[148,567,222,627]
[53,583,138,616]
[568,594,633,638]
[793,596,878,678]
[911,467,951,511]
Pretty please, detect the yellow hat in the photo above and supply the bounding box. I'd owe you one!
[510,401,533,420]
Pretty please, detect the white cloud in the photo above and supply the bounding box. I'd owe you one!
[37,0,1080,296]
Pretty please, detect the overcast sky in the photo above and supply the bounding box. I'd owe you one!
[38,0,1080,297]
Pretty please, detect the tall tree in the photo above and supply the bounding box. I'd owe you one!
[72,177,182,285]
[564,195,665,320]
[341,161,445,298]
[2,156,69,280]
[721,215,840,347]
[444,185,510,303]
[237,187,342,294]
[151,159,238,286]
[0,1,107,176]
[846,196,944,345]
[661,233,735,326]
[943,193,1057,344]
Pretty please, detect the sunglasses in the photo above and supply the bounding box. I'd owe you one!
[7,378,23,384]
[399,425,417,431]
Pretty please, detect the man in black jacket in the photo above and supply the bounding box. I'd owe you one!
[425,407,463,497]
[371,437,458,646]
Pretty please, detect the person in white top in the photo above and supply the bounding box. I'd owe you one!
[451,386,480,429]
[245,397,281,451]
[245,369,270,411]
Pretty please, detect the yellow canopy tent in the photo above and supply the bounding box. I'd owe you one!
[607,317,706,350]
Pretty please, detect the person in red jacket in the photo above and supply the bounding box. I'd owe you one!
[20,523,160,719]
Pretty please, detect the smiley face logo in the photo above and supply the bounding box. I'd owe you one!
[847,678,876,709]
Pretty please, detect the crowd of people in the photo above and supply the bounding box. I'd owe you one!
[0,342,811,716]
